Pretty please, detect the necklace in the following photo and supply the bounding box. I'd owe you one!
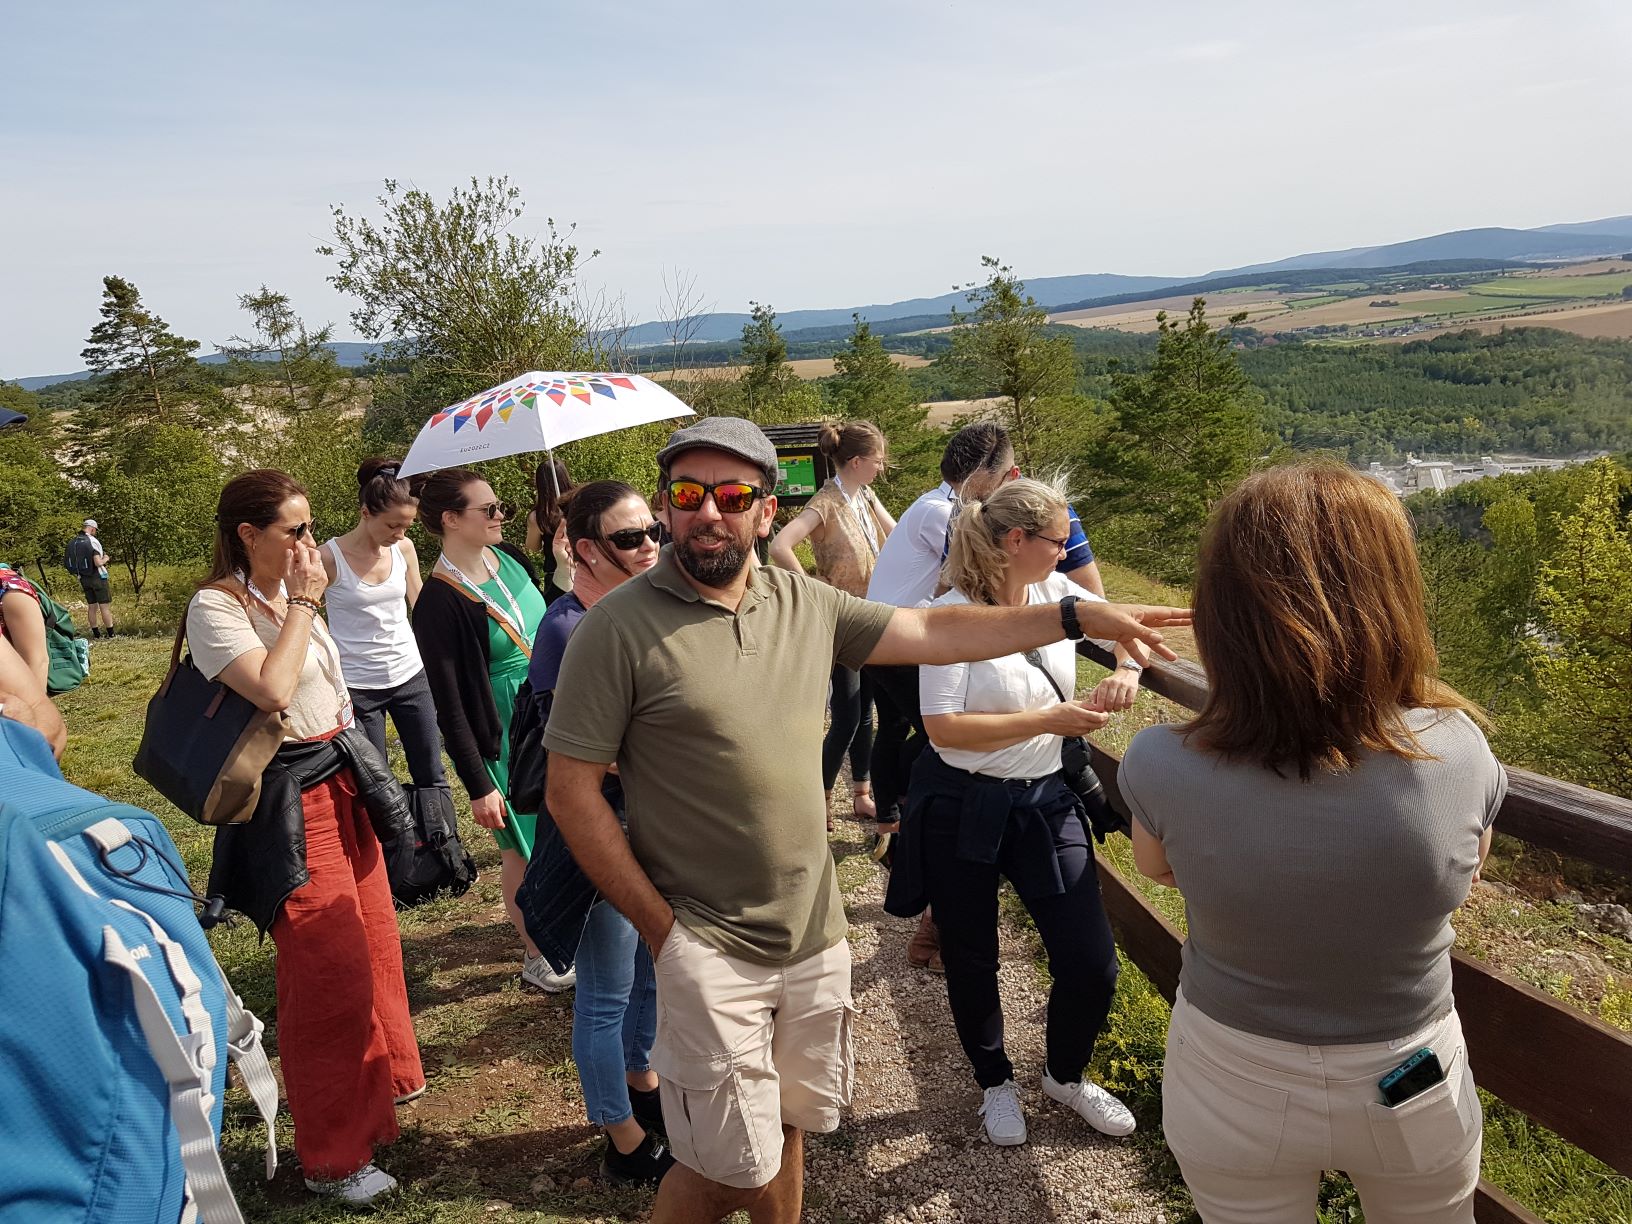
[439,549,527,640]
[235,571,353,729]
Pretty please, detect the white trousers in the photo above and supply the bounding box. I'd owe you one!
[1163,990,1482,1224]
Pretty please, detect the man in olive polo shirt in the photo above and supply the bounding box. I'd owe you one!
[545,416,1188,1223]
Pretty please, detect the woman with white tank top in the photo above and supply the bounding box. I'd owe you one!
[319,459,447,792]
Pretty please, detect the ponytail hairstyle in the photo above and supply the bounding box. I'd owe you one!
[817,419,887,469]
[410,468,481,537]
[943,474,1070,607]
[357,457,415,515]
[563,480,646,577]
[940,421,1013,485]
[533,457,573,537]
[203,468,307,591]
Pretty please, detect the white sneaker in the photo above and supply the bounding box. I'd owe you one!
[521,954,576,993]
[1041,1071,1137,1136]
[393,1083,426,1106]
[304,1162,399,1207]
[979,1079,1027,1146]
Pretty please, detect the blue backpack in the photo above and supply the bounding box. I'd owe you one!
[0,719,279,1223]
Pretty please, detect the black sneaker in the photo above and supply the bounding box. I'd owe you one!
[629,1086,666,1138]
[600,1130,675,1187]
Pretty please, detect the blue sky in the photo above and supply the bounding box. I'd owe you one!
[4,0,1630,375]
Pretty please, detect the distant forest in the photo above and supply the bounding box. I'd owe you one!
[30,320,1632,467]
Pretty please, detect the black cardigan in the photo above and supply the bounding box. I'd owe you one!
[411,542,538,801]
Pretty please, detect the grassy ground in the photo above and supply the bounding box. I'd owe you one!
[49,606,1632,1223]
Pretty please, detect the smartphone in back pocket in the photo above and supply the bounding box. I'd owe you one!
[1379,1047,1445,1107]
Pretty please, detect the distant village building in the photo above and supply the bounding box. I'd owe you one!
[1367,453,1581,496]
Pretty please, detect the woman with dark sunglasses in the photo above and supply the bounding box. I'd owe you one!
[410,468,572,991]
[185,469,422,1206]
[524,480,671,1185]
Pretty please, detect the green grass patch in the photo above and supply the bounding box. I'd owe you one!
[1471,273,1632,299]
[1288,294,1348,309]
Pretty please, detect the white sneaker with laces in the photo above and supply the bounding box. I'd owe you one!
[979,1079,1027,1146]
[304,1162,399,1207]
[521,954,576,993]
[1041,1071,1137,1136]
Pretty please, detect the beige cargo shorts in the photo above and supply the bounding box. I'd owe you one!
[649,922,857,1189]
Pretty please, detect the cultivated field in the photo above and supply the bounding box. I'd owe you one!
[1048,259,1632,341]
[653,353,929,383]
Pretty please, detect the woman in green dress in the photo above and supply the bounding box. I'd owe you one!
[411,468,574,991]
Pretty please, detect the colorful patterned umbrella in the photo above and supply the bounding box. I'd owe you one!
[397,371,695,478]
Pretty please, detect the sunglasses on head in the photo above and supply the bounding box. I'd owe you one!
[468,500,512,521]
[605,522,662,551]
[665,479,765,514]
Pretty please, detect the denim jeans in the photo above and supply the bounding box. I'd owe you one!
[572,900,657,1127]
[349,669,447,790]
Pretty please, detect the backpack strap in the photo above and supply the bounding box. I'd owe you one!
[216,967,280,1182]
[429,571,533,658]
[84,816,280,1181]
[102,925,246,1224]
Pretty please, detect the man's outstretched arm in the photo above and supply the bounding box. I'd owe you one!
[866,600,1190,668]
[546,752,676,952]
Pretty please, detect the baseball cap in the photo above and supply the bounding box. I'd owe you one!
[83,519,97,530]
[655,417,780,490]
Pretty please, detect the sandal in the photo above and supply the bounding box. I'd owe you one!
[852,782,877,823]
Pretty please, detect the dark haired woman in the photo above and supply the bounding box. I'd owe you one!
[769,420,895,833]
[320,458,445,795]
[526,480,672,1184]
[187,469,422,1207]
[1125,463,1500,1224]
[410,468,572,990]
[526,456,576,601]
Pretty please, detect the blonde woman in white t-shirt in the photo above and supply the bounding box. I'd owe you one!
[892,475,1138,1150]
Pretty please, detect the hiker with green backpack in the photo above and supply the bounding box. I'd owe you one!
[0,562,91,696]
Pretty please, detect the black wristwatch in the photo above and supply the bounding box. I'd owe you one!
[1059,595,1085,641]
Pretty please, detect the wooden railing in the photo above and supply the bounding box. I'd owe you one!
[1077,645,1632,1224]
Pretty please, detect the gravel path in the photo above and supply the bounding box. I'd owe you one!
[806,815,1167,1224]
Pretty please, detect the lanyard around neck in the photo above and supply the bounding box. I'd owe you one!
[439,550,526,640]
[832,476,879,555]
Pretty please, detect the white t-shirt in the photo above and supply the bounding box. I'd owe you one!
[866,483,955,608]
[920,572,1111,779]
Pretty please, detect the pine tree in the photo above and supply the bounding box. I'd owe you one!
[829,315,938,508]
[736,303,818,426]
[945,257,1078,471]
[1087,298,1271,581]
[1523,459,1632,795]
[79,275,205,432]
[222,286,349,414]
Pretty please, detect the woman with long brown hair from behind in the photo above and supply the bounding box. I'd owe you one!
[187,469,422,1207]
[1124,462,1502,1224]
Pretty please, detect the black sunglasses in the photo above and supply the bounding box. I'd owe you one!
[285,522,313,541]
[467,500,512,521]
[605,523,663,551]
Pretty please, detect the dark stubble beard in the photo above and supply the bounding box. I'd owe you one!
[675,522,753,587]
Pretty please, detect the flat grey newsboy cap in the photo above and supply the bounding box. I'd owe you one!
[656,416,780,489]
